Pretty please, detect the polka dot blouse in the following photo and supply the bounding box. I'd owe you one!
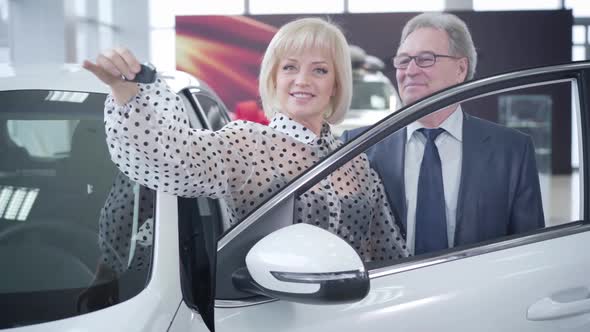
[98,172,154,274]
[104,79,409,262]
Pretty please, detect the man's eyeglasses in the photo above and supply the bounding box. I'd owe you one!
[392,51,462,69]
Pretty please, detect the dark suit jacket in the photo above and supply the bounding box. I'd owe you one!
[341,112,545,247]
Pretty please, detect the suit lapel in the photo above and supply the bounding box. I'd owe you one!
[380,128,407,231]
[456,113,492,244]
[395,128,407,230]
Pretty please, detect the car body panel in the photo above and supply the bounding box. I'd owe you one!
[169,302,210,332]
[0,63,202,95]
[0,64,111,93]
[213,229,590,331]
[9,193,183,332]
[332,70,400,137]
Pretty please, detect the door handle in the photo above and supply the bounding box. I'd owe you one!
[528,288,590,321]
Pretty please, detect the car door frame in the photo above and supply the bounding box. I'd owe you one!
[172,87,234,331]
[212,61,590,307]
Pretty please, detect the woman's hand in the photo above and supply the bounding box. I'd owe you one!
[83,47,142,105]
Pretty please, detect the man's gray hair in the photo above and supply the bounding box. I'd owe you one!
[399,12,477,80]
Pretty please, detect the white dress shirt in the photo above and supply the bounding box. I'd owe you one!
[405,107,463,254]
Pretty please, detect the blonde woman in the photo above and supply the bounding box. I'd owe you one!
[84,17,408,262]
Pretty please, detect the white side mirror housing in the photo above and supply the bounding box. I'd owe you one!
[234,223,369,304]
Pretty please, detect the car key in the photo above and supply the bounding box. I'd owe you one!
[124,63,157,84]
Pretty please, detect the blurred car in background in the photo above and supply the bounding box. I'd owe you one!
[332,45,401,137]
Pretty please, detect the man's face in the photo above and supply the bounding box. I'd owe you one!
[395,27,468,106]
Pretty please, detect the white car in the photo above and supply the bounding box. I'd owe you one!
[1,62,590,331]
[332,55,402,137]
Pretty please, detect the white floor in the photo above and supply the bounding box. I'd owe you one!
[540,171,580,226]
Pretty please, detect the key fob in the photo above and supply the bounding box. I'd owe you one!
[126,63,157,84]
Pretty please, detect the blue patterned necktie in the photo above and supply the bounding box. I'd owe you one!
[414,128,448,255]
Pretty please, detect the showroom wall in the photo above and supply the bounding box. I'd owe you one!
[0,0,150,65]
[176,10,573,173]
[0,0,587,173]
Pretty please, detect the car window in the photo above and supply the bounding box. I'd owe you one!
[7,119,77,158]
[215,64,588,302]
[350,80,393,111]
[194,93,229,131]
[462,81,579,227]
[0,90,155,328]
[293,79,578,269]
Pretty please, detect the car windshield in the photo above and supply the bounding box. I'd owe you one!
[0,90,155,328]
[350,80,394,111]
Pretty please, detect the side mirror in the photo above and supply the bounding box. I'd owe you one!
[233,223,369,305]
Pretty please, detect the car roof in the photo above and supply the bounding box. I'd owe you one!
[0,63,207,94]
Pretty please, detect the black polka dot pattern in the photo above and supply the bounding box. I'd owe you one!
[104,81,409,262]
[98,173,154,274]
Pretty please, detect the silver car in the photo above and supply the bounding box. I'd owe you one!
[333,53,402,136]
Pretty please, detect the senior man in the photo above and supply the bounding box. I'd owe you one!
[342,12,545,255]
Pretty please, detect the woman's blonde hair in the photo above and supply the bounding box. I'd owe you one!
[258,17,352,124]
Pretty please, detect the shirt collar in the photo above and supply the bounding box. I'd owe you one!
[268,114,339,158]
[406,106,464,143]
[269,114,317,144]
[269,114,336,147]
